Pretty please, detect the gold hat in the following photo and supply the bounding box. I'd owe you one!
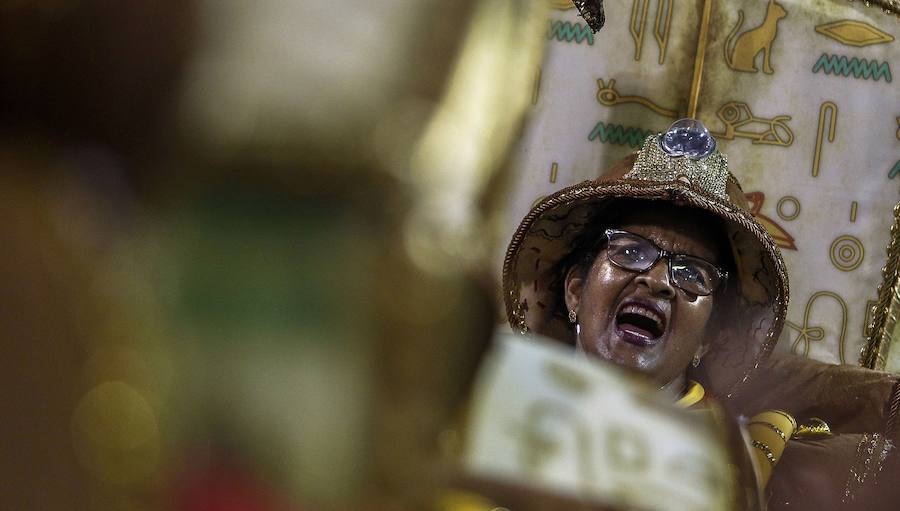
[502,119,789,400]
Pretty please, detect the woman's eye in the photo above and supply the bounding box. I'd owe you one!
[622,246,644,261]
[676,265,706,285]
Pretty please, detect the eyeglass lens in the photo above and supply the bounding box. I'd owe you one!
[605,231,722,295]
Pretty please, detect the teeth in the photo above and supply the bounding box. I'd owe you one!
[621,304,663,327]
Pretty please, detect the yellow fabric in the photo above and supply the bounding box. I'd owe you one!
[675,379,706,408]
[436,490,500,511]
[748,409,797,486]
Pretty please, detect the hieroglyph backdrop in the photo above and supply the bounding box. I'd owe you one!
[503,0,899,368]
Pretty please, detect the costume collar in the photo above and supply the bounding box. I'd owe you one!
[675,380,706,408]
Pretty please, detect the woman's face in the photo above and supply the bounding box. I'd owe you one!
[564,205,724,386]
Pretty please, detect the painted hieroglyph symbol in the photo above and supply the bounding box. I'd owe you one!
[896,116,900,141]
[746,192,797,250]
[776,196,800,221]
[890,161,900,182]
[815,20,895,47]
[532,67,542,105]
[812,101,838,177]
[786,291,848,363]
[596,78,678,118]
[724,0,787,74]
[588,121,655,148]
[549,162,558,183]
[812,53,892,82]
[630,0,673,64]
[548,20,595,45]
[547,0,575,9]
[850,202,858,222]
[711,102,793,146]
[830,235,864,272]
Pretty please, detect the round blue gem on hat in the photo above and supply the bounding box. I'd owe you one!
[660,118,716,160]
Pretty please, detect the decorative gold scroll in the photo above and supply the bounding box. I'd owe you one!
[862,201,900,370]
[710,101,794,146]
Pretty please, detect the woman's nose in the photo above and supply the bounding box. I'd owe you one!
[634,259,677,299]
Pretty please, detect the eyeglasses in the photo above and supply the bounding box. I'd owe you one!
[603,229,728,296]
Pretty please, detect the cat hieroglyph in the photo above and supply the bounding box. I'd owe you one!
[725,0,787,74]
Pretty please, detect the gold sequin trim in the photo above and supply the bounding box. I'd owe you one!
[748,421,787,442]
[842,432,895,503]
[626,135,730,200]
[751,440,777,465]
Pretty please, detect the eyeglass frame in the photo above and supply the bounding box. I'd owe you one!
[602,228,729,296]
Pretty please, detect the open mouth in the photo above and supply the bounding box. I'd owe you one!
[615,302,665,346]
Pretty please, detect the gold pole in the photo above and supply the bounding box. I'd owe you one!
[687,0,713,118]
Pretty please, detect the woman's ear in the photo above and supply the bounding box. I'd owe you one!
[564,264,586,315]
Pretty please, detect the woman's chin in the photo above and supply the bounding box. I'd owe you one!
[582,334,661,377]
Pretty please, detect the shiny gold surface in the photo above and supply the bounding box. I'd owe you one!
[862,201,900,370]
[687,0,713,119]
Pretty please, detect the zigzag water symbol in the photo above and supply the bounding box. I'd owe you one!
[547,20,594,45]
[588,122,654,148]
[889,160,900,180]
[812,53,892,82]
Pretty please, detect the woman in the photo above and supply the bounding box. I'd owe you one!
[501,119,900,509]
[560,197,732,397]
